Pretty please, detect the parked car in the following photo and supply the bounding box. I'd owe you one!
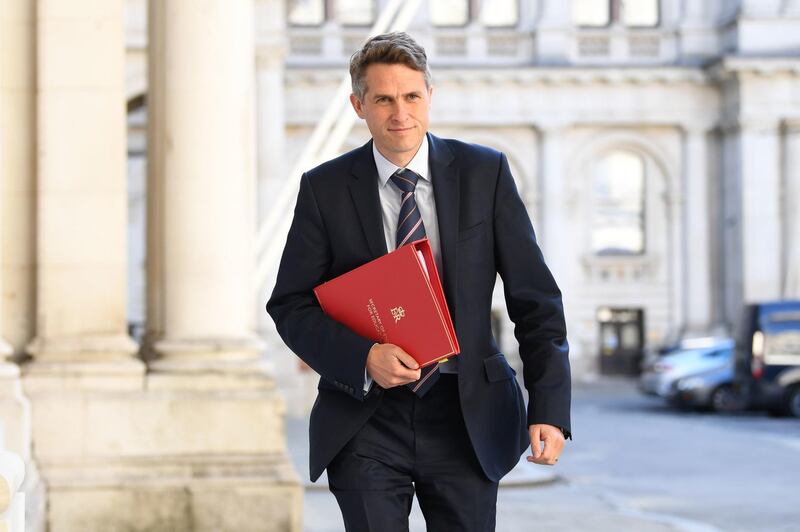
[639,338,735,404]
[669,349,743,412]
[734,301,800,417]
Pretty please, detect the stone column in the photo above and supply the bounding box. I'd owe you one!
[741,0,783,17]
[25,0,138,363]
[783,121,800,298]
[0,0,36,357]
[538,125,569,281]
[785,0,800,16]
[537,124,584,370]
[0,0,28,474]
[256,0,288,216]
[682,126,713,333]
[148,0,264,367]
[255,0,288,341]
[536,0,571,64]
[719,124,744,325]
[739,119,782,302]
[679,0,714,60]
[144,1,302,529]
[667,168,686,343]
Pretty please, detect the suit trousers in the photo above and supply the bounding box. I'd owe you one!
[326,374,499,532]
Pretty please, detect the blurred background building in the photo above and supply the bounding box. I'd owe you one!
[1,0,799,530]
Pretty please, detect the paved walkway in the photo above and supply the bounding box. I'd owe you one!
[286,417,558,491]
[286,404,682,532]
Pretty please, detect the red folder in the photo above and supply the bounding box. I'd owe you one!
[313,239,460,368]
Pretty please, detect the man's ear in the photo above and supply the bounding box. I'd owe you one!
[350,94,365,119]
[427,85,433,107]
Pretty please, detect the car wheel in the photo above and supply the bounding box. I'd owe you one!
[710,385,739,413]
[787,386,800,419]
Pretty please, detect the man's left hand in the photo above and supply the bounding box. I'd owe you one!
[527,424,564,466]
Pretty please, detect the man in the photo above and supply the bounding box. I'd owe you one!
[268,32,571,531]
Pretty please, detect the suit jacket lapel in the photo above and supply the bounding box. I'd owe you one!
[349,140,389,260]
[428,133,459,323]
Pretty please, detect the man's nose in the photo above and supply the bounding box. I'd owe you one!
[391,100,409,121]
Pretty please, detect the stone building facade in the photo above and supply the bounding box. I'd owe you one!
[256,0,800,389]
[1,0,800,530]
[2,0,301,530]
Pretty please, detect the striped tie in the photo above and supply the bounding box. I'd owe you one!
[390,168,440,397]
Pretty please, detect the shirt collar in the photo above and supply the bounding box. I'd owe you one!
[373,135,430,188]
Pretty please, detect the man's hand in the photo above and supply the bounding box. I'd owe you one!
[366,343,421,389]
[527,424,565,466]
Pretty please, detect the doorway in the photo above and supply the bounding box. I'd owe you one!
[598,307,645,375]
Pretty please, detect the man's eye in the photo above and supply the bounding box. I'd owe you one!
[408,94,419,100]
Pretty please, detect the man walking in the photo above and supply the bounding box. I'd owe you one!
[268,32,571,531]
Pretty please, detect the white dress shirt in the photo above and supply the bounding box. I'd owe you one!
[363,136,456,393]
[373,136,442,274]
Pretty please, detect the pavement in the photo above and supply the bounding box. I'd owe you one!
[286,417,559,491]
[286,415,571,532]
[287,376,800,531]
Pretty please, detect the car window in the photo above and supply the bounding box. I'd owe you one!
[704,348,732,359]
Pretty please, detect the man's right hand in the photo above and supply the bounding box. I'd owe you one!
[366,343,421,389]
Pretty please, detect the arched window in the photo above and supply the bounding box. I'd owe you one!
[591,150,645,255]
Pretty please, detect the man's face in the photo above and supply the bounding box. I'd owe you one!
[350,63,433,167]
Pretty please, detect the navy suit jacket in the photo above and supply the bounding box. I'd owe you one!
[267,133,571,483]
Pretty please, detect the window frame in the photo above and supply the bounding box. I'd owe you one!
[479,0,521,29]
[590,149,647,257]
[573,0,661,29]
[286,0,327,27]
[573,0,613,28]
[335,0,377,28]
[620,0,660,29]
[429,0,472,28]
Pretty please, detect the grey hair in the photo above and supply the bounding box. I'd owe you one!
[349,32,432,100]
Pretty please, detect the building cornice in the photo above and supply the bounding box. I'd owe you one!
[711,55,800,78]
[285,66,712,86]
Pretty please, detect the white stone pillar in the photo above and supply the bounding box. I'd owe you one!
[682,126,713,333]
[741,0,783,17]
[256,0,288,222]
[679,0,714,59]
[785,0,800,16]
[783,121,800,298]
[24,0,138,362]
[538,125,569,282]
[740,119,782,302]
[537,124,584,369]
[148,0,264,366]
[665,160,686,344]
[0,0,36,357]
[536,0,571,64]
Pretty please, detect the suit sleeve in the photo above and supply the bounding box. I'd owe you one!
[492,153,572,437]
[266,173,374,401]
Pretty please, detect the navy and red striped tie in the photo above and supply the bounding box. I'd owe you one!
[390,168,440,397]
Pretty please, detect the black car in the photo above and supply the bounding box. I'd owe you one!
[734,301,800,417]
